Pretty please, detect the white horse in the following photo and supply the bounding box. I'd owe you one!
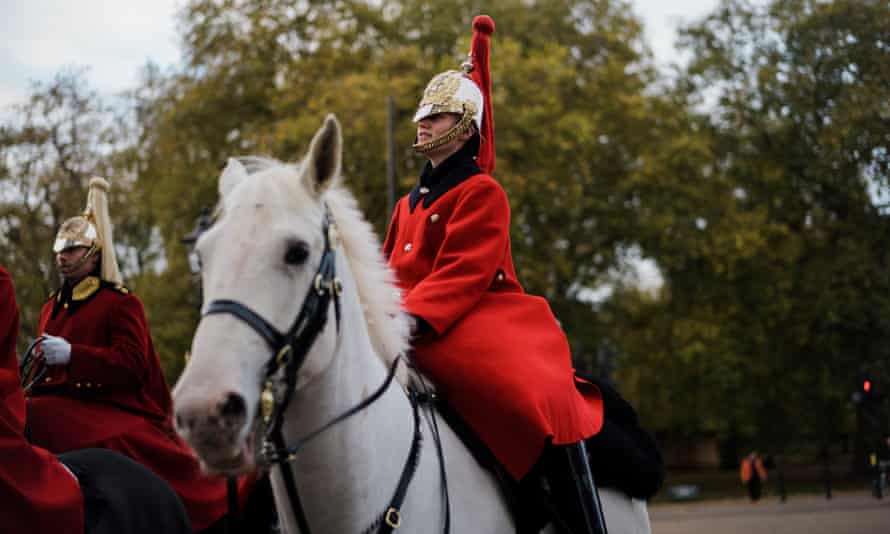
[172,115,651,534]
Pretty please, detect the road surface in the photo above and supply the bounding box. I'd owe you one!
[650,491,889,534]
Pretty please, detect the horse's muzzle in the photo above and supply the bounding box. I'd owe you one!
[174,391,256,474]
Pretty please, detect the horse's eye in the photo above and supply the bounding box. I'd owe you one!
[284,242,310,265]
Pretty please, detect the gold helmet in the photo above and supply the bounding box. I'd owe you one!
[412,15,496,173]
[53,216,98,253]
[412,69,484,153]
[53,177,122,284]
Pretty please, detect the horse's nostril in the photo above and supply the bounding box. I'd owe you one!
[175,413,195,432]
[220,392,247,420]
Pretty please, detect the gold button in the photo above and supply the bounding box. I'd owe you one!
[75,382,81,388]
[63,303,68,309]
[497,272,505,281]
[85,382,92,388]
[419,186,430,195]
[45,376,52,382]
[430,213,440,223]
[404,243,413,252]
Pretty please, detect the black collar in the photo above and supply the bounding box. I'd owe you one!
[409,142,482,212]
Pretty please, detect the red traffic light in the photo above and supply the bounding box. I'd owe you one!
[863,380,872,393]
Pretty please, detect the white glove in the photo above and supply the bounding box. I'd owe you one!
[42,334,72,366]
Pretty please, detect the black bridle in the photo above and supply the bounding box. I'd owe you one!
[201,207,445,534]
[20,337,48,392]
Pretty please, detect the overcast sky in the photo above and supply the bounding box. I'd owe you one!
[0,0,723,112]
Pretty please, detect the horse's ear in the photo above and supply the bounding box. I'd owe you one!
[303,114,342,196]
[219,158,248,198]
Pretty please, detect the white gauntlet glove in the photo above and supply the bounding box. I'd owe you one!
[42,334,72,366]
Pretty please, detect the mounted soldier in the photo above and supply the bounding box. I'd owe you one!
[3,264,191,534]
[384,15,662,533]
[24,177,238,532]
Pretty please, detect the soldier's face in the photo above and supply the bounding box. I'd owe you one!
[56,246,98,282]
[417,112,460,144]
[417,113,473,165]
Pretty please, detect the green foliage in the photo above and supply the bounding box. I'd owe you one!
[605,0,890,448]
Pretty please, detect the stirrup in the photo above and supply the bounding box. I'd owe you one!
[565,441,608,534]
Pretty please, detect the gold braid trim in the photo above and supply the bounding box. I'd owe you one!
[72,276,101,301]
[413,107,475,154]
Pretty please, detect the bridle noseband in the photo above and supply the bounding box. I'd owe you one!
[199,207,445,534]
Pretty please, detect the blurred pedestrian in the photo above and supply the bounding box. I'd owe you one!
[740,450,768,501]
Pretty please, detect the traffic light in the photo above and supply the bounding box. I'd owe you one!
[853,377,878,405]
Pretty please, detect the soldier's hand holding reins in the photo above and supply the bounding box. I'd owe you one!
[41,334,72,366]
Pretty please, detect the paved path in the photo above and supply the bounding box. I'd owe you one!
[649,491,890,534]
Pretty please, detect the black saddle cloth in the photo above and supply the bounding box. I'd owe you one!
[582,376,664,500]
[58,448,191,534]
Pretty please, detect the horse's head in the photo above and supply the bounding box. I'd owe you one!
[173,115,352,474]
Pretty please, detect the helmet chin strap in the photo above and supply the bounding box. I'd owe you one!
[65,244,100,275]
[413,106,475,154]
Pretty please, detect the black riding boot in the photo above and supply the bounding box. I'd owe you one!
[546,441,608,534]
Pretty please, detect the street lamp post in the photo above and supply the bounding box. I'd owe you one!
[181,206,213,310]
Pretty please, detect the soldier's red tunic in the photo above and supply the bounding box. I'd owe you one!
[384,166,603,480]
[1,266,84,534]
[26,276,229,531]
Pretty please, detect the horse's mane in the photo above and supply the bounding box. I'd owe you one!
[236,157,411,370]
[323,183,412,366]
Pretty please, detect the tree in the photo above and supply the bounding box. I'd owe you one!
[610,0,890,452]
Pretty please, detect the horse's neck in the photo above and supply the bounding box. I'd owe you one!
[274,266,415,533]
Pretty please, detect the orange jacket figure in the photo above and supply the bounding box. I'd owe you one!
[383,17,603,481]
[25,177,231,531]
[740,452,767,483]
[1,266,85,534]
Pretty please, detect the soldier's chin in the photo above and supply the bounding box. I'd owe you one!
[59,267,83,280]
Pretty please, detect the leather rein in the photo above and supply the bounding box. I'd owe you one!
[201,207,448,534]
